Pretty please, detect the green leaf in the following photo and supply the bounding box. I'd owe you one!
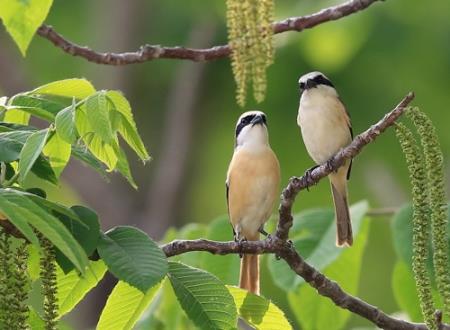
[55,205,100,273]
[106,91,150,161]
[5,106,55,121]
[0,131,25,162]
[97,280,162,330]
[3,108,30,125]
[9,93,71,116]
[98,226,168,292]
[85,92,114,143]
[18,128,49,182]
[27,244,41,281]
[202,216,239,284]
[71,144,108,179]
[112,142,137,189]
[268,201,369,291]
[392,261,422,322]
[43,133,71,178]
[0,194,40,246]
[0,189,88,273]
[167,262,237,330]
[288,219,370,330]
[0,0,54,55]
[57,260,107,317]
[30,154,58,184]
[227,286,292,330]
[28,307,45,329]
[76,107,117,170]
[30,78,96,99]
[55,101,77,144]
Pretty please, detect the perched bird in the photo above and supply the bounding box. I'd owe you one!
[226,111,280,295]
[297,71,353,247]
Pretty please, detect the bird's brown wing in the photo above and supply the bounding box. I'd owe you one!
[338,97,353,180]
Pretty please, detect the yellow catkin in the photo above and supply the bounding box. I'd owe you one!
[226,0,275,106]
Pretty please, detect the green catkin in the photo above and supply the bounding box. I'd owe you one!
[39,237,58,330]
[0,229,15,329]
[395,123,437,330]
[12,242,30,330]
[226,0,275,106]
[407,108,450,317]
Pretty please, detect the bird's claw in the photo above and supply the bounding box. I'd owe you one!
[304,165,319,190]
[238,237,247,258]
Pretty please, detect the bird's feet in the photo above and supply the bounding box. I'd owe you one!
[304,165,319,191]
[258,226,270,238]
[326,158,338,173]
[237,237,247,258]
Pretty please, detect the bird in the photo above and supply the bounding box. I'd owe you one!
[226,111,280,295]
[297,71,353,247]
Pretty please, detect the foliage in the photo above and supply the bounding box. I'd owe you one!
[226,0,274,106]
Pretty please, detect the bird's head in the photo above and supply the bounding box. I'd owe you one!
[235,110,269,148]
[298,71,337,97]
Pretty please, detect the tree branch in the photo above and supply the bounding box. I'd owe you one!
[162,237,449,330]
[36,0,381,65]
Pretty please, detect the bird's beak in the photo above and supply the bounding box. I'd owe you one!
[305,79,317,89]
[251,115,264,126]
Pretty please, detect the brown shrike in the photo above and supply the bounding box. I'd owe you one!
[226,111,280,295]
[297,72,353,247]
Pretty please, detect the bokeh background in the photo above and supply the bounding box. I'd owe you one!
[1,0,450,328]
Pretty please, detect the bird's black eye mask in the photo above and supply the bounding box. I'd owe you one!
[235,114,267,137]
[299,75,334,92]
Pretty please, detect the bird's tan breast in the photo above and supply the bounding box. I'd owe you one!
[227,148,280,239]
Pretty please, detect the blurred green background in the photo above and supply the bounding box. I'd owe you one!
[1,0,450,328]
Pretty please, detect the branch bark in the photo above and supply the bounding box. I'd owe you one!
[36,0,381,65]
[162,237,449,330]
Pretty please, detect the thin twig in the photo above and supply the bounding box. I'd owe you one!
[36,0,381,65]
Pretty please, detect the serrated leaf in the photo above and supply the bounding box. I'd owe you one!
[227,286,292,330]
[57,260,107,317]
[268,201,369,291]
[0,189,88,273]
[167,262,237,330]
[106,91,150,161]
[288,219,370,330]
[9,93,71,116]
[55,101,77,144]
[202,216,239,284]
[43,133,71,177]
[30,78,96,99]
[98,226,168,292]
[97,280,162,330]
[0,0,54,55]
[55,205,100,273]
[18,128,49,182]
[85,92,113,143]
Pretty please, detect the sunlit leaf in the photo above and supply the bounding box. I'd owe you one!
[43,133,71,178]
[30,78,96,99]
[57,260,107,317]
[112,142,137,189]
[97,281,162,330]
[0,0,54,55]
[85,92,114,143]
[227,286,292,330]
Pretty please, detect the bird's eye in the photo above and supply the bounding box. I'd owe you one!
[299,82,305,90]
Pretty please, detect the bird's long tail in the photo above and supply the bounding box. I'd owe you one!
[330,171,353,247]
[239,254,260,295]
